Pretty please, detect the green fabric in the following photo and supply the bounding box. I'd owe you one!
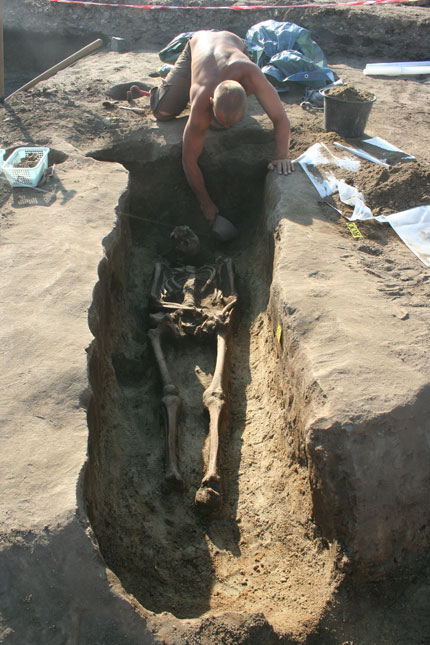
[159,32,194,63]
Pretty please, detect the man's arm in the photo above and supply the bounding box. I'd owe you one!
[249,66,293,175]
[182,100,218,224]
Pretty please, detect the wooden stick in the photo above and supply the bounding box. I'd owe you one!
[0,0,4,102]
[5,38,103,101]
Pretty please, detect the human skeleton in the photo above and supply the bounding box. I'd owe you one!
[148,253,237,513]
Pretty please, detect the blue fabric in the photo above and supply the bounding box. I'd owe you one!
[245,20,334,91]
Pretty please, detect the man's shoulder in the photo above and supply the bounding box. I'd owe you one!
[226,59,266,94]
[231,58,260,74]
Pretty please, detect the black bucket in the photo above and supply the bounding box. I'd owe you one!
[322,89,376,138]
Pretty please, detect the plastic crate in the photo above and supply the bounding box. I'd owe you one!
[3,147,50,188]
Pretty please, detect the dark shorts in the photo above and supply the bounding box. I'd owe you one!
[150,40,192,120]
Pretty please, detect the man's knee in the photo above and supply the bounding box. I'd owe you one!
[150,87,178,121]
[153,109,176,121]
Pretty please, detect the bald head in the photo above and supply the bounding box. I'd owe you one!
[212,80,246,128]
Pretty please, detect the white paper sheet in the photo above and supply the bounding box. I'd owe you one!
[376,206,430,267]
[334,142,390,168]
[338,180,373,220]
[353,136,415,165]
[364,137,415,156]
[295,143,360,199]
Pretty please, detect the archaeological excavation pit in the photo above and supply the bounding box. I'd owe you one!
[2,1,430,641]
[83,145,342,633]
[80,62,430,636]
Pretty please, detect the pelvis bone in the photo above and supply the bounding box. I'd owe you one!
[148,257,237,513]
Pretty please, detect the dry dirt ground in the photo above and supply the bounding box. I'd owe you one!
[1,3,430,644]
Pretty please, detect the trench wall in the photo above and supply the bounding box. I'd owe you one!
[85,190,135,531]
[5,0,430,65]
[265,169,430,578]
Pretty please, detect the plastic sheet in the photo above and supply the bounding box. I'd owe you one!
[245,20,334,90]
[376,207,430,266]
[338,180,373,220]
[364,62,430,76]
[344,136,415,166]
[295,142,360,199]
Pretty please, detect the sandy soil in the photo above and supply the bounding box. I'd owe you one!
[1,4,430,644]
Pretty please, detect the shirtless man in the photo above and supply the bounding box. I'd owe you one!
[145,30,293,226]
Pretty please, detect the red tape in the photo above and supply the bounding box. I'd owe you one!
[48,0,421,9]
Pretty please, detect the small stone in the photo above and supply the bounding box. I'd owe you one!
[393,308,409,320]
[110,37,128,53]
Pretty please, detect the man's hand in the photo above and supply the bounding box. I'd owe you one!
[268,158,294,175]
[201,201,219,225]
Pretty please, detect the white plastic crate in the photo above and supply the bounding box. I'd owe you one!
[3,147,50,188]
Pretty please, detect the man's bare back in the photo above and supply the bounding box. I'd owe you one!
[149,30,294,227]
[189,31,250,97]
